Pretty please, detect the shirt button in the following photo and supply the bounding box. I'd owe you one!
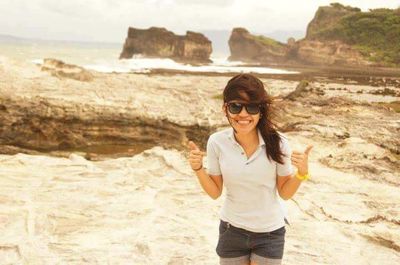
[241,152,244,155]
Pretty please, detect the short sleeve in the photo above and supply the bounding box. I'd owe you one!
[277,135,295,177]
[206,135,221,176]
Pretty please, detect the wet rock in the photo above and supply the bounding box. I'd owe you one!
[285,80,310,100]
[41,58,93,81]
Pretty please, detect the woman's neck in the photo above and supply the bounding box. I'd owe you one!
[234,129,259,147]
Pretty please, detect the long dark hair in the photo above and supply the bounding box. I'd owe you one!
[223,73,285,164]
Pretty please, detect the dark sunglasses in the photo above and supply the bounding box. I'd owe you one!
[227,102,262,115]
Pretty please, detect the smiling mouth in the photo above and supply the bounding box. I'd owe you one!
[234,120,252,125]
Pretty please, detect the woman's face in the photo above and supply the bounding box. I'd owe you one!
[224,98,261,135]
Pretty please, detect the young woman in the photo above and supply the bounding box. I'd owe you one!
[188,73,312,265]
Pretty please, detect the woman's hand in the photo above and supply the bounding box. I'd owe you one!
[188,141,206,171]
[291,145,313,175]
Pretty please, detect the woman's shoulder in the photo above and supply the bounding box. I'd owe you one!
[276,131,291,150]
[277,131,289,141]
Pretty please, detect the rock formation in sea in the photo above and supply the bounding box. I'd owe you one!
[229,3,400,67]
[228,27,369,67]
[119,27,212,64]
[228,28,287,63]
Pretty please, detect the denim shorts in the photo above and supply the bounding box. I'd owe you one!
[216,220,286,260]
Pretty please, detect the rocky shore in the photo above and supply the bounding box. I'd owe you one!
[0,57,399,264]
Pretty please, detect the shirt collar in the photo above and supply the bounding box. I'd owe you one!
[228,127,265,147]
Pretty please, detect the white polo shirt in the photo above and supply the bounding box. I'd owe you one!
[206,127,294,232]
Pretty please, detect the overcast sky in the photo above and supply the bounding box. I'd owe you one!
[0,0,399,43]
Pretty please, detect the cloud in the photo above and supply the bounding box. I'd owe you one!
[174,0,234,7]
[40,2,94,18]
[1,0,399,42]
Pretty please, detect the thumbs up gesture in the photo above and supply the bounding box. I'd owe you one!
[291,145,313,176]
[188,141,206,171]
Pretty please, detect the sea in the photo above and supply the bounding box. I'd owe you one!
[0,38,297,74]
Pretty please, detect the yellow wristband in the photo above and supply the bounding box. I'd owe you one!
[193,165,203,172]
[296,172,310,181]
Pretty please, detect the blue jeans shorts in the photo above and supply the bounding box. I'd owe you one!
[216,220,286,260]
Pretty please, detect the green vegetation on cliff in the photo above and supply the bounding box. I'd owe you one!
[308,3,400,66]
[329,2,361,12]
[254,35,284,49]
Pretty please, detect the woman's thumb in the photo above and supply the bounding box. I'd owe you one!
[188,141,199,151]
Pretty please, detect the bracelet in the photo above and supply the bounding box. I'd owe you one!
[296,172,310,181]
[192,165,203,172]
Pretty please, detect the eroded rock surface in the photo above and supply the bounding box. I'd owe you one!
[0,145,399,264]
[228,28,287,63]
[0,58,399,263]
[0,59,223,156]
[293,39,369,66]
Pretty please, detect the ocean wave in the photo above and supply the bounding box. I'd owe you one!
[31,56,298,74]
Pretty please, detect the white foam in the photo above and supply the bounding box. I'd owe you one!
[31,58,44,65]
[32,56,298,74]
[87,57,298,74]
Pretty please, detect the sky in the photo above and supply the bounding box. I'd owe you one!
[0,0,399,43]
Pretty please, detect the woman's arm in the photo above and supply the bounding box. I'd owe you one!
[188,141,223,200]
[277,145,313,200]
[276,174,302,200]
[194,170,223,200]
